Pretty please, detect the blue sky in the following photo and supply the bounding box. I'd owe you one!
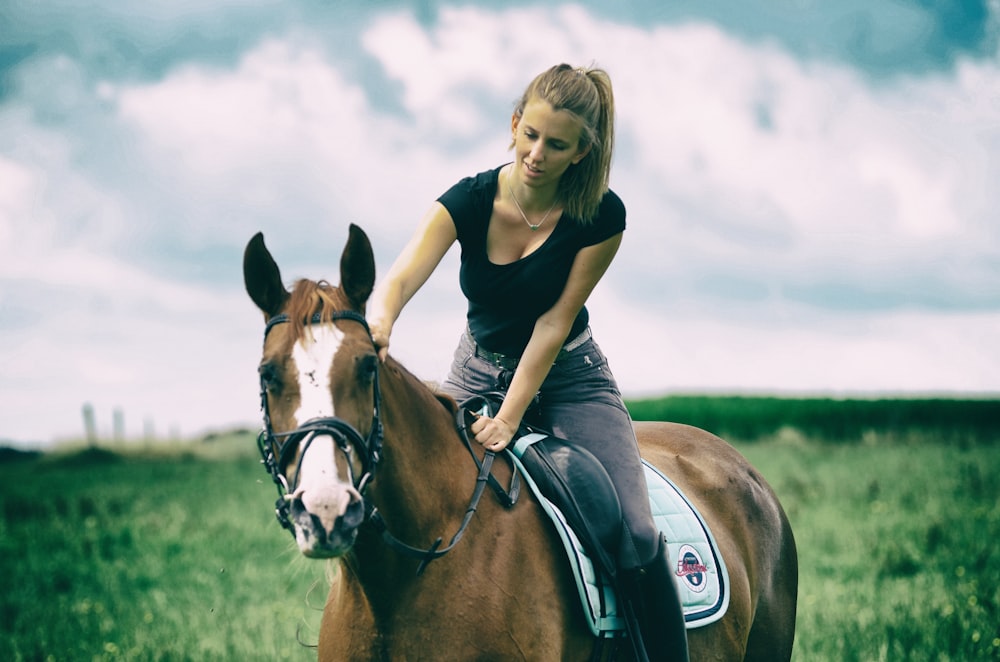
[2,1,998,446]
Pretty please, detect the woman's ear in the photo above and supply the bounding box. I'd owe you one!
[571,143,592,164]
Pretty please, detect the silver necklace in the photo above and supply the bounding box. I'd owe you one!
[507,170,558,231]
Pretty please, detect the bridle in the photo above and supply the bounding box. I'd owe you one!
[257,310,383,534]
[256,309,519,574]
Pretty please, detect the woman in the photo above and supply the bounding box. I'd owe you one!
[368,63,689,662]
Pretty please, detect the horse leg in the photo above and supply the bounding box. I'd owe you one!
[742,512,798,662]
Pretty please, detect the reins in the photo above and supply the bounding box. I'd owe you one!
[256,310,519,574]
[368,399,521,574]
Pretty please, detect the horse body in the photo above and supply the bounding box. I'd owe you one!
[244,225,797,661]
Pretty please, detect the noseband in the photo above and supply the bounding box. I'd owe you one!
[256,310,383,534]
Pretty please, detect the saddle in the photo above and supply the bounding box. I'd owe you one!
[458,397,729,639]
[512,432,624,580]
[459,396,623,579]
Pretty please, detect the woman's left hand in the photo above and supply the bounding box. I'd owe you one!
[470,415,517,452]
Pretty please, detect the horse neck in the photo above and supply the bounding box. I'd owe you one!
[343,363,560,637]
[369,361,479,535]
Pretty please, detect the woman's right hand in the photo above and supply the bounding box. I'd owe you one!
[369,321,391,362]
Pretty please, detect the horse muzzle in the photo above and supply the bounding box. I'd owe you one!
[288,483,365,558]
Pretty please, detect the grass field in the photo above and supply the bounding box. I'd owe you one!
[1,436,326,662]
[738,437,999,661]
[3,403,999,661]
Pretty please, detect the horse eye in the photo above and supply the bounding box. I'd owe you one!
[259,362,282,392]
[357,354,379,384]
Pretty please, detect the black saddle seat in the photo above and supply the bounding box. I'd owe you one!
[460,395,624,578]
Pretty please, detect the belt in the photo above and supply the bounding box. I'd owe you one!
[472,327,592,371]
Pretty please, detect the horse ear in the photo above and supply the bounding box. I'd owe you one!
[244,232,290,317]
[340,224,375,309]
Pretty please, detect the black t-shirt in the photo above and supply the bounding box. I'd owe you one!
[437,165,626,356]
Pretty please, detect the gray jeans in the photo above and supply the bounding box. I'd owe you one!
[439,328,660,568]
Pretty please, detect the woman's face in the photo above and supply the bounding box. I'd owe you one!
[510,99,591,190]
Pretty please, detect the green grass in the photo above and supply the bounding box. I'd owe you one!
[1,435,325,662]
[3,424,999,660]
[739,437,1000,661]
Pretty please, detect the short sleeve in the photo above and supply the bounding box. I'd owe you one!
[436,169,499,243]
[580,189,626,246]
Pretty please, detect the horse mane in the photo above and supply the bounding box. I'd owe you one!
[284,278,346,344]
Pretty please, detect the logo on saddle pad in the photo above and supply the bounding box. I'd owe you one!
[675,544,709,593]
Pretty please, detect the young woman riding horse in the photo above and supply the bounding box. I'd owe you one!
[367,63,689,662]
[245,226,798,660]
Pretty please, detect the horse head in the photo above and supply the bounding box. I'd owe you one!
[243,225,378,558]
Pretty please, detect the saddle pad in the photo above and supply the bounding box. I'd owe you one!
[645,461,730,627]
[508,444,729,637]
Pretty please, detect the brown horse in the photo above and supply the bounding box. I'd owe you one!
[243,225,798,661]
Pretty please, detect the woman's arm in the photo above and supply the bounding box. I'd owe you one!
[472,232,624,451]
[368,202,458,361]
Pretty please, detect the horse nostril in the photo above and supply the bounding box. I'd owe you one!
[309,512,329,545]
[342,497,365,529]
[288,497,314,539]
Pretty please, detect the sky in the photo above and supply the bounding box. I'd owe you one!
[2,0,998,447]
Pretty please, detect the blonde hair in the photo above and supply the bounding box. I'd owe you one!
[511,63,615,223]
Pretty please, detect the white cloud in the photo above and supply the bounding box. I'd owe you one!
[117,41,366,172]
[609,22,995,258]
[0,158,39,249]
[584,287,1000,396]
[113,37,489,254]
[360,8,1000,279]
[2,4,999,445]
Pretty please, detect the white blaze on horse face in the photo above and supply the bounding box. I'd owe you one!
[289,326,361,541]
[291,325,343,422]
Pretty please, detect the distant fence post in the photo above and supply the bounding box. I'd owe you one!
[82,402,98,447]
[113,407,124,443]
